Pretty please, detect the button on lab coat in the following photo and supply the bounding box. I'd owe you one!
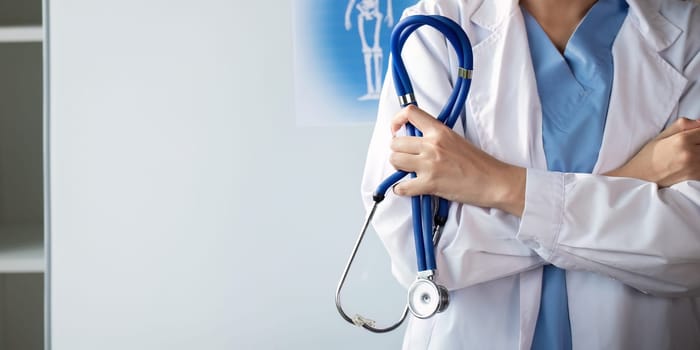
[361,0,700,348]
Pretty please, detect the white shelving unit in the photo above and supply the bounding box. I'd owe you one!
[0,0,44,349]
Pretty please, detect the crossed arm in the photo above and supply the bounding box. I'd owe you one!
[389,106,700,217]
[379,105,700,296]
[363,0,700,295]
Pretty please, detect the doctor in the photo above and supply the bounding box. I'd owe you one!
[362,0,700,349]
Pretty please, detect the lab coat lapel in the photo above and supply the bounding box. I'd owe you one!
[465,6,546,350]
[469,7,547,350]
[468,0,688,174]
[469,3,547,170]
[593,1,687,174]
[625,0,682,52]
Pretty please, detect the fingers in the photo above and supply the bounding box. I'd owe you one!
[393,177,431,197]
[390,105,442,136]
[389,151,420,173]
[388,135,429,196]
[391,136,422,154]
[658,117,700,139]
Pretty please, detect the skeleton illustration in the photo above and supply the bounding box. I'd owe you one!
[345,0,394,100]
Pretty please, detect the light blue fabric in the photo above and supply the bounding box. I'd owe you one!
[522,1,628,349]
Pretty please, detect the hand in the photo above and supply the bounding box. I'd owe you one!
[345,17,352,31]
[606,117,700,187]
[389,106,526,216]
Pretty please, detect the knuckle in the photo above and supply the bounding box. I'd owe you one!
[404,104,418,113]
[675,117,694,130]
[422,178,437,194]
[676,117,690,127]
[389,138,399,151]
[395,109,409,121]
[389,152,400,166]
[434,125,449,138]
[431,133,450,150]
[425,145,445,166]
[422,138,438,154]
[431,148,446,164]
[432,135,446,148]
[678,149,694,166]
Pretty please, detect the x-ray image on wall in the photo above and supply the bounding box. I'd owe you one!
[293,0,417,126]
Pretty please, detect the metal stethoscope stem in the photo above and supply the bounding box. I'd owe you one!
[336,14,473,333]
[335,202,448,332]
[334,202,408,333]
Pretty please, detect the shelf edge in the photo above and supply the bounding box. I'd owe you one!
[0,26,43,43]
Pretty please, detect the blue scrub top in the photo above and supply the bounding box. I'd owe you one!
[522,0,628,349]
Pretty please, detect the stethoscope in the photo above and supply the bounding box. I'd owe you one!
[335,14,474,333]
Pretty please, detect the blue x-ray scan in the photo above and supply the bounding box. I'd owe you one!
[293,0,417,126]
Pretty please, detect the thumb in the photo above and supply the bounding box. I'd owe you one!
[657,117,700,140]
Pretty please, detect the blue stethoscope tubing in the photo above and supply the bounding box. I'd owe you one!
[384,14,473,274]
[336,14,474,333]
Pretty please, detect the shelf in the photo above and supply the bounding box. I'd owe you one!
[0,224,44,273]
[0,26,42,43]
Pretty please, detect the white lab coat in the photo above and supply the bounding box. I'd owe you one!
[361,0,700,348]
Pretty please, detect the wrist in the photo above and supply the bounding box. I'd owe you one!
[605,163,658,184]
[492,165,526,217]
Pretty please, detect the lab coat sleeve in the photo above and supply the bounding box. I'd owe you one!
[517,171,700,297]
[362,4,543,290]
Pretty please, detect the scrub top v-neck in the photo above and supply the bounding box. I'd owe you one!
[522,0,629,349]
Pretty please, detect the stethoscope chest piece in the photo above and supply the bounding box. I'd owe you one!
[407,278,449,319]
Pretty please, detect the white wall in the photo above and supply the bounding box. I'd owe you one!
[47,0,405,349]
